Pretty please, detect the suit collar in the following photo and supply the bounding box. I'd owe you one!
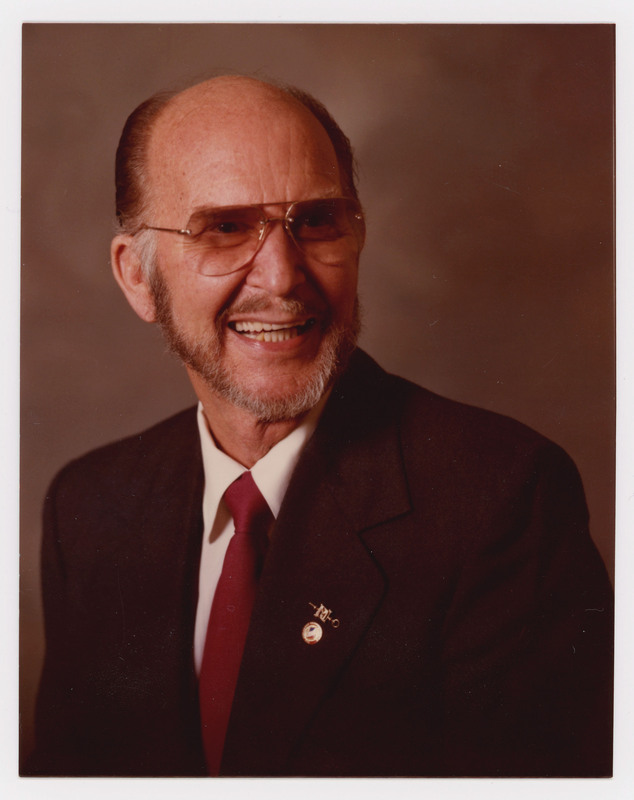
[308,349,412,532]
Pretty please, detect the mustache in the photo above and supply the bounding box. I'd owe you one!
[222,296,326,319]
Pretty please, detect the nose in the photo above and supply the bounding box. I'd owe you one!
[245,218,307,296]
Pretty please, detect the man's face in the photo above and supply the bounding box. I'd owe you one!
[143,81,361,422]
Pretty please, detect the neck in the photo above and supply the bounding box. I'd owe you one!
[190,375,309,468]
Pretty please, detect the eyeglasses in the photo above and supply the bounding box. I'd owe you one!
[135,197,365,277]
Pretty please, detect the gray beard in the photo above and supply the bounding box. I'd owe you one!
[149,268,360,423]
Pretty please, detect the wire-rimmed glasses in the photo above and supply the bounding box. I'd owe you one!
[134,197,365,277]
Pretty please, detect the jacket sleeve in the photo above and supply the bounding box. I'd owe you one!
[438,443,613,777]
[27,471,85,775]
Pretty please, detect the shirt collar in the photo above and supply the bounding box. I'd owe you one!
[196,395,328,537]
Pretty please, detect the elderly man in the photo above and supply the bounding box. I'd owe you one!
[30,76,613,777]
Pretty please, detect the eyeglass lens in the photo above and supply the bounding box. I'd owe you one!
[182,198,364,276]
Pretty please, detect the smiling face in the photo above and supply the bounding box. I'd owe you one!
[138,77,362,423]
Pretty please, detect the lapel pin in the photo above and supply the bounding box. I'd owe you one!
[302,622,323,644]
[308,601,340,628]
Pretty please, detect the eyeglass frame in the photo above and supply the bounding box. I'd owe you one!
[131,197,365,276]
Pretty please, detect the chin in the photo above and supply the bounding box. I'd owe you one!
[195,320,358,423]
[211,365,335,423]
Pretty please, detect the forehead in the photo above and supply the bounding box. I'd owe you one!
[146,79,343,216]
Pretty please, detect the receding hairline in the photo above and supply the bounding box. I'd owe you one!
[115,74,359,237]
[148,76,341,162]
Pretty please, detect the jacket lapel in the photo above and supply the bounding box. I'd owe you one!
[222,352,412,775]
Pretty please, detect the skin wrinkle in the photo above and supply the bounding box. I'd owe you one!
[148,82,340,220]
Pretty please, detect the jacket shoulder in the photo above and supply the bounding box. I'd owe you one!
[48,406,200,501]
[339,349,562,458]
[334,351,586,518]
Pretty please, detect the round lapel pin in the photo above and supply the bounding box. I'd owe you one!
[302,621,323,644]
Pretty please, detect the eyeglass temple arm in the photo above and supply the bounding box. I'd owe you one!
[136,224,192,237]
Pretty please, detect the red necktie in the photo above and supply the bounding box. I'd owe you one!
[199,471,273,776]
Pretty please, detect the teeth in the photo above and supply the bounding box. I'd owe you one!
[231,318,316,342]
[239,327,301,343]
[234,321,294,333]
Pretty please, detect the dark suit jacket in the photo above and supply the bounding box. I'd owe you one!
[29,351,613,777]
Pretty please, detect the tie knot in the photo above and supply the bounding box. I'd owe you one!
[223,471,273,537]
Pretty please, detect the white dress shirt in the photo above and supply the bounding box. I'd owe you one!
[193,399,326,674]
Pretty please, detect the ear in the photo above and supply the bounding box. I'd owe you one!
[110,234,157,323]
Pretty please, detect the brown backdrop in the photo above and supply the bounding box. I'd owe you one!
[20,23,615,764]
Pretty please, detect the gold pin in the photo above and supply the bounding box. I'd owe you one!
[308,601,340,628]
[302,621,323,644]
